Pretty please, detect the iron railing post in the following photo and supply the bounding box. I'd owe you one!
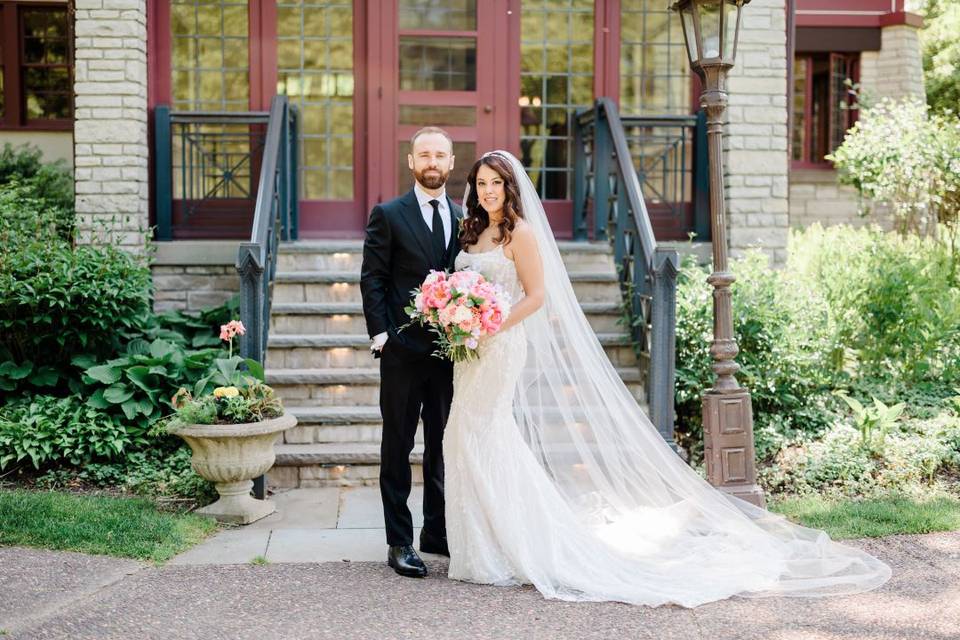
[573,110,588,240]
[154,105,173,241]
[650,247,680,454]
[593,107,611,242]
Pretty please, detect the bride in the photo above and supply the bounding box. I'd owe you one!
[443,150,891,608]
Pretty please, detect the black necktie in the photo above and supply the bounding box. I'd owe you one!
[429,199,445,260]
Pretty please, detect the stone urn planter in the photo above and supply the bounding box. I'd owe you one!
[170,413,297,524]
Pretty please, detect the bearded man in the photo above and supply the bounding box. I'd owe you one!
[360,126,463,578]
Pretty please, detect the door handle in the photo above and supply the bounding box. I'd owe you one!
[484,105,493,113]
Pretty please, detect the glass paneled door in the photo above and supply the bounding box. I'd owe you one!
[366,0,519,208]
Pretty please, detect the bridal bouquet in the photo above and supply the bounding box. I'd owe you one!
[404,269,511,362]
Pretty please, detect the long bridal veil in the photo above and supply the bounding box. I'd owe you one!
[468,150,890,600]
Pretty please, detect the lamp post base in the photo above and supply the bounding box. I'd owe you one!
[703,390,766,509]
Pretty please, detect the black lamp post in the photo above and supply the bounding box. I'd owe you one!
[672,0,765,507]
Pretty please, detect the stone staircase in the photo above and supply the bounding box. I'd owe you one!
[265,240,643,488]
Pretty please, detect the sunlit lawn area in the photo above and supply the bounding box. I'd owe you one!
[770,491,960,539]
[0,489,218,563]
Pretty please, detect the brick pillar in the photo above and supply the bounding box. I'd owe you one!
[722,0,790,265]
[73,0,149,254]
[859,24,926,102]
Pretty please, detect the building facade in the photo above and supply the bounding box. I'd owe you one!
[0,0,925,301]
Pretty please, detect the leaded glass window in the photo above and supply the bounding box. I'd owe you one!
[519,0,594,200]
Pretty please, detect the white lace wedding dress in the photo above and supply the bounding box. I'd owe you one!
[440,151,891,608]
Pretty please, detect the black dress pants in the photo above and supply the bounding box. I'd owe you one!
[379,348,453,546]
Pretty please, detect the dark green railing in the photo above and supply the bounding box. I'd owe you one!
[237,96,298,498]
[574,98,681,451]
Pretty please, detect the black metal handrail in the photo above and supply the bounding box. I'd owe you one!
[236,95,299,498]
[574,98,680,451]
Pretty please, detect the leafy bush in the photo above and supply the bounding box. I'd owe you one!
[0,395,146,470]
[763,411,960,497]
[920,0,960,116]
[79,338,225,431]
[0,143,74,241]
[0,241,153,395]
[827,97,960,240]
[789,225,960,384]
[674,251,837,462]
[36,447,217,504]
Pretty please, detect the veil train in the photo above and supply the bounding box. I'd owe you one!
[462,150,891,599]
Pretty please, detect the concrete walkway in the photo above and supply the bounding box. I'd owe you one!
[171,487,430,565]
[1,488,959,639]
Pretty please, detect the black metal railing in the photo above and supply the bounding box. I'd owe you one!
[574,98,680,450]
[237,96,299,498]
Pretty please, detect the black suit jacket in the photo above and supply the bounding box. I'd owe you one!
[360,189,463,361]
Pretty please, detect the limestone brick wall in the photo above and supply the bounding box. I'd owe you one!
[73,0,149,254]
[789,170,894,231]
[859,25,926,102]
[151,242,240,313]
[723,0,790,264]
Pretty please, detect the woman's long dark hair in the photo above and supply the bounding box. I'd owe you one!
[460,154,524,249]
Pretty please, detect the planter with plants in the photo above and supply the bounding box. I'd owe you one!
[163,321,295,524]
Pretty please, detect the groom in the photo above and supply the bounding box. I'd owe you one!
[360,126,462,578]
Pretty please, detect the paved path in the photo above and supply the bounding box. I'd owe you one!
[1,488,959,639]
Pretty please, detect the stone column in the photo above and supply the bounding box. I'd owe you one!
[722,0,790,265]
[859,23,926,102]
[73,0,149,254]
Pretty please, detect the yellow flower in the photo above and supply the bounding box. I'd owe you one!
[213,386,240,398]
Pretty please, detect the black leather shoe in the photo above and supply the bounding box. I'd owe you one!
[387,545,427,578]
[419,531,449,557]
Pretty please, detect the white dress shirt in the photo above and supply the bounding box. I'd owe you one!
[413,182,452,247]
[372,184,452,352]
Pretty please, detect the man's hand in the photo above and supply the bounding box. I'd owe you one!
[371,332,388,353]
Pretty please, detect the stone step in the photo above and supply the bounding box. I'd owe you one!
[277,240,616,273]
[268,442,425,489]
[271,271,619,304]
[265,332,637,369]
[268,366,646,408]
[269,302,625,335]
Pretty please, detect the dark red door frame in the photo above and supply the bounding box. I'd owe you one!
[147,0,368,239]
[366,0,518,213]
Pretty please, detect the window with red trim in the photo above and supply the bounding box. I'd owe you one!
[792,52,859,167]
[0,1,73,130]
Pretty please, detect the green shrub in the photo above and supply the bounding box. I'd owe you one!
[0,241,153,396]
[789,225,960,384]
[79,338,225,431]
[674,251,837,462]
[0,143,74,243]
[37,447,217,504]
[763,411,960,497]
[0,395,146,470]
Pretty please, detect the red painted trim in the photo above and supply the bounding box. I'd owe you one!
[352,0,367,230]
[257,0,278,111]
[397,125,478,141]
[397,29,478,37]
[504,0,520,157]
[148,0,171,107]
[592,0,605,101]
[398,90,479,105]
[798,0,891,9]
[604,0,620,106]
[879,12,923,28]
[248,1,261,110]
